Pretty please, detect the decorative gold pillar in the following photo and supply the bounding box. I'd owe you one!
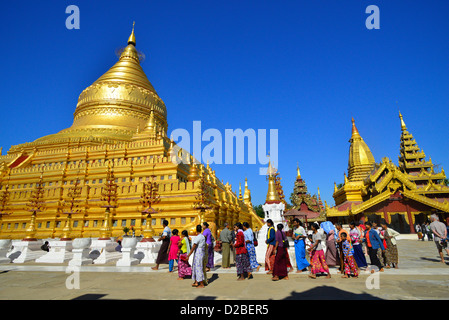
[24,210,39,241]
[99,207,113,240]
[61,212,73,240]
[141,208,156,242]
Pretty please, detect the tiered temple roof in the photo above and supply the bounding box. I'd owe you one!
[398,112,445,186]
[285,165,325,222]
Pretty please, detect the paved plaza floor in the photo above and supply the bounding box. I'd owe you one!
[0,239,448,300]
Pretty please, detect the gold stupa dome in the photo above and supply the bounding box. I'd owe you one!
[38,23,167,142]
[347,118,375,181]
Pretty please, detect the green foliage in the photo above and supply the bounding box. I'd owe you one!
[254,204,265,218]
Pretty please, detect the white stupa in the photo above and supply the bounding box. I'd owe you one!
[255,161,288,263]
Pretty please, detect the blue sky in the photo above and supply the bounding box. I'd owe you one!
[1,0,448,207]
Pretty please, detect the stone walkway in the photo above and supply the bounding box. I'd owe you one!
[0,239,448,300]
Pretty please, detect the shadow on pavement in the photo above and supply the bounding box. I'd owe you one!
[420,257,448,264]
[194,296,217,300]
[281,286,384,300]
[72,294,109,300]
[207,273,219,284]
[70,284,384,301]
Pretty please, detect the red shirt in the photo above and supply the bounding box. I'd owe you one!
[366,230,372,248]
[234,231,247,255]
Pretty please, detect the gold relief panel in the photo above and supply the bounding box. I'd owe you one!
[76,82,167,119]
[62,127,135,136]
[73,107,149,122]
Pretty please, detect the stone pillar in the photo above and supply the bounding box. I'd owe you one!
[135,238,162,264]
[10,240,44,264]
[69,238,93,266]
[91,239,120,264]
[116,237,139,266]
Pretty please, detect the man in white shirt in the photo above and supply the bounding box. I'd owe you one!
[151,220,171,270]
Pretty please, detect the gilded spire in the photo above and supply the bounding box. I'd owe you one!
[243,177,252,204]
[266,160,277,177]
[317,187,323,207]
[238,183,243,201]
[296,163,301,179]
[351,117,360,138]
[128,21,136,46]
[399,111,407,131]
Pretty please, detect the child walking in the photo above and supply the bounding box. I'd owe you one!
[341,232,358,278]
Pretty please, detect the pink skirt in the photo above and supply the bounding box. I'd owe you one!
[310,249,330,274]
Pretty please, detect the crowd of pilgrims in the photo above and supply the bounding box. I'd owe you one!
[148,218,400,288]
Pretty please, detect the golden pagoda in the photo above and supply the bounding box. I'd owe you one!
[326,113,449,233]
[0,25,263,239]
[332,118,376,205]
